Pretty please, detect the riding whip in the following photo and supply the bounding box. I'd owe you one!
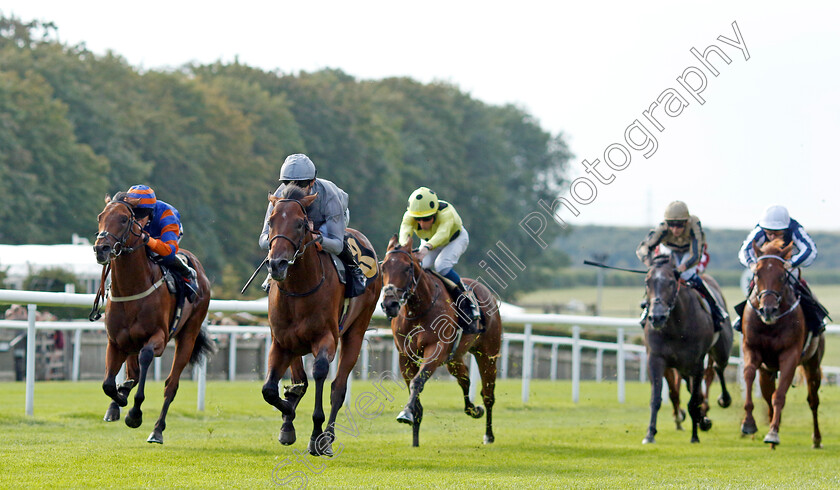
[583,260,646,274]
[240,257,269,294]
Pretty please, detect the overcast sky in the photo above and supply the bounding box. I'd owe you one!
[4,1,839,231]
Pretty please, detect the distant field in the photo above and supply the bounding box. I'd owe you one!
[1,380,838,488]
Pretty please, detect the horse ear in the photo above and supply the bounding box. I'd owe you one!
[301,193,318,208]
[387,234,399,251]
[752,239,762,257]
[104,195,112,204]
[781,241,794,259]
[268,194,279,205]
[123,196,141,207]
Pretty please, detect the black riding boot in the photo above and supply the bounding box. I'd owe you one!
[455,281,481,334]
[795,282,829,335]
[687,276,727,332]
[337,239,367,298]
[167,255,199,302]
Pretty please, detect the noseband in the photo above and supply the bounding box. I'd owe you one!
[95,200,143,257]
[267,199,320,265]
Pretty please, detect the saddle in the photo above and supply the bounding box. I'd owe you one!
[329,234,378,295]
[426,269,486,332]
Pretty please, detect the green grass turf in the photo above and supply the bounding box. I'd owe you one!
[1,378,839,488]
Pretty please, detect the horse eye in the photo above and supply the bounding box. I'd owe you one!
[120,216,128,224]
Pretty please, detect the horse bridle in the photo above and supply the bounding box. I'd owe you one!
[267,198,326,297]
[94,200,144,257]
[647,267,682,320]
[267,198,321,265]
[382,249,419,307]
[749,254,800,319]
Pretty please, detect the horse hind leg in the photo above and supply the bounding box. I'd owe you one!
[687,374,705,443]
[147,328,205,444]
[699,361,714,432]
[307,347,334,457]
[803,362,823,449]
[279,357,308,446]
[321,331,367,456]
[474,349,497,444]
[665,368,685,431]
[446,357,484,419]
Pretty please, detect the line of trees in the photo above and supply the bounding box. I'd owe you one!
[0,15,572,298]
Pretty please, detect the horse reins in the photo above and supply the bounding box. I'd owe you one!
[268,198,326,297]
[382,249,442,320]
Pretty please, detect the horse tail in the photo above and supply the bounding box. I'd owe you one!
[189,327,215,365]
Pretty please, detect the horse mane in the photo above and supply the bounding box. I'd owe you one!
[760,238,786,255]
[651,254,673,267]
[111,191,129,203]
[279,184,308,202]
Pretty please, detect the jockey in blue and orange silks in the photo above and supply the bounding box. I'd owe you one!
[124,185,199,301]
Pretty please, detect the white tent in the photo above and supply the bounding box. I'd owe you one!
[0,235,102,293]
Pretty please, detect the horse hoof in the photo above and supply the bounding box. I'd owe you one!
[741,421,757,435]
[700,418,712,432]
[103,408,120,422]
[763,431,780,445]
[396,410,414,425]
[279,429,296,446]
[146,432,163,444]
[676,408,686,423]
[466,406,484,419]
[813,442,823,449]
[691,437,700,444]
[483,434,495,445]
[308,437,334,457]
[125,410,142,429]
[718,393,732,409]
[642,436,655,445]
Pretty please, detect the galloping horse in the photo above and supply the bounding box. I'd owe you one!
[641,255,732,444]
[380,235,501,447]
[740,239,825,448]
[260,186,382,456]
[93,194,213,444]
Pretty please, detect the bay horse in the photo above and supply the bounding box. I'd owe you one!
[93,193,213,444]
[260,186,382,456]
[641,255,732,444]
[740,239,824,448]
[380,235,501,447]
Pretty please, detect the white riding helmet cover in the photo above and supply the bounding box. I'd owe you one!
[759,205,790,230]
[279,153,317,181]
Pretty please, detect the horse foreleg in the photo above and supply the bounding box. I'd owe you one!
[102,342,129,421]
[643,355,665,444]
[398,343,446,447]
[758,368,776,423]
[394,351,421,446]
[740,351,760,436]
[280,357,308,446]
[764,349,800,446]
[474,349,498,444]
[687,372,705,443]
[125,339,161,430]
[446,358,483,419]
[308,344,336,457]
[262,341,296,418]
